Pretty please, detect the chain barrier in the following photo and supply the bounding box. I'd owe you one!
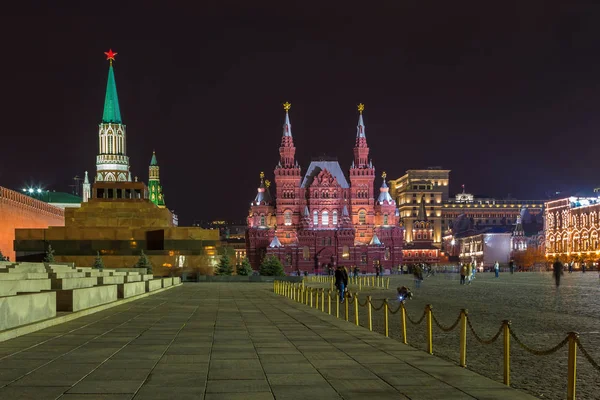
[388,304,402,315]
[466,318,503,345]
[432,311,461,332]
[575,338,600,373]
[357,296,369,307]
[406,309,427,325]
[371,300,386,311]
[508,327,569,356]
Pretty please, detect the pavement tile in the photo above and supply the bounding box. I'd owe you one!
[159,354,209,363]
[144,372,206,386]
[204,393,274,400]
[208,368,266,380]
[206,379,270,393]
[68,380,143,394]
[86,368,152,381]
[133,386,205,399]
[395,386,474,400]
[261,362,318,374]
[266,373,328,385]
[0,386,70,400]
[61,395,132,400]
[210,359,262,369]
[270,384,342,399]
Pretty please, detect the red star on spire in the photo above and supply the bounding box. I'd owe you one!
[104,49,117,62]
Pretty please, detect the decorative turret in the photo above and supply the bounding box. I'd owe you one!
[352,103,370,168]
[375,172,397,226]
[377,172,394,205]
[96,49,131,182]
[148,151,165,208]
[254,172,272,206]
[278,102,297,168]
[417,195,427,221]
[82,171,91,202]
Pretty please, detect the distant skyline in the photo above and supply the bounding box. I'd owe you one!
[2,3,600,224]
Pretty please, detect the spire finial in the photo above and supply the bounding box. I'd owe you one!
[265,180,271,188]
[104,49,117,66]
[358,103,365,114]
[382,171,387,179]
[283,102,291,112]
[260,171,265,181]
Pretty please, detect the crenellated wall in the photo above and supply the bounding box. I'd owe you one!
[0,187,65,260]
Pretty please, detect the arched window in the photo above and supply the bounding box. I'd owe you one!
[313,210,319,226]
[284,211,292,226]
[332,210,338,226]
[303,246,310,261]
[322,211,329,226]
[359,210,366,225]
[260,215,266,226]
[108,136,113,153]
[383,214,388,225]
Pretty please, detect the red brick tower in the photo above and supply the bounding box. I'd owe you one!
[246,172,276,268]
[349,104,376,243]
[274,102,303,245]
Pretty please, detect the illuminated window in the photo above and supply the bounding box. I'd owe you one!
[359,210,366,225]
[284,211,292,226]
[342,245,350,259]
[332,210,338,225]
[322,211,329,226]
[383,214,388,225]
[313,211,318,226]
[361,253,367,264]
[303,246,310,261]
[384,247,390,260]
[260,216,266,226]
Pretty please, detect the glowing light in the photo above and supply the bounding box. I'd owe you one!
[28,188,33,193]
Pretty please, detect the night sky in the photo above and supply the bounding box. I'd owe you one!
[3,3,600,225]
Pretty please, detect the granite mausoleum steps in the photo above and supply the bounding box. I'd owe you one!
[0,262,179,332]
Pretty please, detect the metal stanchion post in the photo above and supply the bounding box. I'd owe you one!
[367,296,372,331]
[567,332,578,400]
[460,309,468,367]
[321,289,325,312]
[384,299,389,337]
[386,277,390,289]
[336,291,340,318]
[400,302,407,344]
[353,293,359,326]
[426,304,433,355]
[503,320,511,386]
[344,292,349,321]
[359,278,362,291]
[328,290,332,315]
[310,288,314,308]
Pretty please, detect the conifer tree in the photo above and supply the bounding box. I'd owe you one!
[136,250,153,275]
[260,255,285,276]
[93,251,105,270]
[0,250,6,261]
[237,257,254,276]
[44,244,56,263]
[216,253,233,275]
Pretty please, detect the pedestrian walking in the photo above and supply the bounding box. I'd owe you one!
[509,260,514,274]
[460,264,467,285]
[568,261,573,274]
[582,261,586,273]
[467,263,473,285]
[553,258,563,287]
[414,264,423,288]
[494,261,500,278]
[334,265,348,303]
[403,264,408,275]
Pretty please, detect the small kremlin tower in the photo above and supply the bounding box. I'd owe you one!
[148,151,166,208]
[95,49,132,182]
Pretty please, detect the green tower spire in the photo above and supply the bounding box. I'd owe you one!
[102,50,122,124]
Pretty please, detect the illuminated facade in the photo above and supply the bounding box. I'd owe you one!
[246,104,403,274]
[545,196,600,261]
[390,171,545,251]
[148,151,166,208]
[401,194,442,264]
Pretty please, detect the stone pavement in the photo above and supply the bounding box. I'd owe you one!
[0,283,537,400]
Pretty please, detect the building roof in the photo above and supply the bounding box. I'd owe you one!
[369,234,382,246]
[24,191,82,204]
[150,151,158,166]
[301,161,349,188]
[269,235,283,248]
[102,64,122,124]
[404,242,439,250]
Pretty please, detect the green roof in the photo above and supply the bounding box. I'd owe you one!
[48,192,82,204]
[102,64,122,123]
[150,151,158,166]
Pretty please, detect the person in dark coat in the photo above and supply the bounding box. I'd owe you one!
[553,258,564,287]
[509,260,514,274]
[335,266,348,302]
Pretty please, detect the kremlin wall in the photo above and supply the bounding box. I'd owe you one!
[0,187,65,262]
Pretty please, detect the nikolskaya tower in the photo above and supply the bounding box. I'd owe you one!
[95,49,132,182]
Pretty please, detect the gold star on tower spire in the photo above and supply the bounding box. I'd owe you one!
[358,103,365,114]
[283,102,291,112]
[260,171,265,181]
[382,171,387,179]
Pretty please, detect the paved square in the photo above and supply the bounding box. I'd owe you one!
[0,283,537,399]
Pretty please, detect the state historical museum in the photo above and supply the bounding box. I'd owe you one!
[246,103,403,274]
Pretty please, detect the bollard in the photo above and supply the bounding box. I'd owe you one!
[310,289,314,308]
[386,277,390,289]
[459,309,468,367]
[354,293,359,326]
[359,278,362,291]
[400,302,407,344]
[567,332,578,400]
[426,304,433,355]
[345,292,349,321]
[503,320,511,386]
[367,296,373,331]
[384,299,389,337]
[316,289,320,309]
[336,291,340,318]
[328,290,332,315]
[321,289,325,312]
